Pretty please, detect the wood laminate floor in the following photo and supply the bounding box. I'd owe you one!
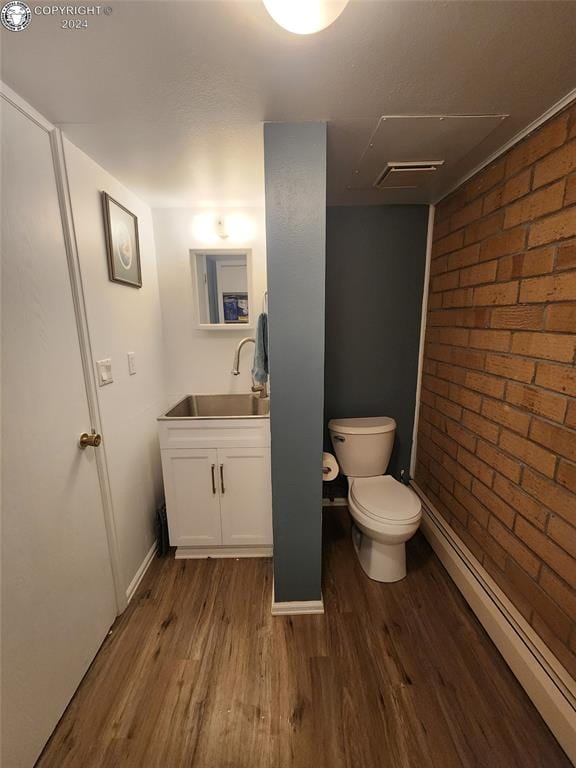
[37,509,571,768]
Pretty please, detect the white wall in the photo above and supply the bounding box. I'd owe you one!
[153,207,267,405]
[64,139,166,595]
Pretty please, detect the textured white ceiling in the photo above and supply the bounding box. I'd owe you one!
[2,1,575,207]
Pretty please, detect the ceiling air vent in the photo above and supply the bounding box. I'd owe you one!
[373,160,445,190]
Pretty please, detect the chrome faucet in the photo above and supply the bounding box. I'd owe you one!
[232,337,268,398]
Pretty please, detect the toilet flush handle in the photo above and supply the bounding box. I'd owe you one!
[333,435,346,442]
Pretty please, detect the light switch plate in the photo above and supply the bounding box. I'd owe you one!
[127,352,136,375]
[96,358,113,386]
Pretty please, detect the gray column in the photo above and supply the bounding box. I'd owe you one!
[264,122,326,603]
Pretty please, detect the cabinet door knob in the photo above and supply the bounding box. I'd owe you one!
[79,430,102,448]
[210,464,216,495]
[220,464,225,495]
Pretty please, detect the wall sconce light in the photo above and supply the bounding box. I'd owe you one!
[192,213,255,245]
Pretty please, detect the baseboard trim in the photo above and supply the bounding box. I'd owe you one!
[412,482,576,765]
[322,498,348,507]
[126,541,157,603]
[175,545,272,559]
[271,579,325,616]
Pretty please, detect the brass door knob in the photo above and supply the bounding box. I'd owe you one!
[79,431,102,448]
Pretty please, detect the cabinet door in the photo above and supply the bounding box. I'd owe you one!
[218,447,273,546]
[163,448,221,546]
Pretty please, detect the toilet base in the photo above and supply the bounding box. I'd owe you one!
[352,525,407,582]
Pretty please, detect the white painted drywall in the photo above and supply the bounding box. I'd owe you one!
[153,207,267,405]
[64,138,166,594]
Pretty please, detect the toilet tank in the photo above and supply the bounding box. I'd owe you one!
[328,417,396,477]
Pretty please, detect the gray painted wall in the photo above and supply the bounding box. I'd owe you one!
[324,205,429,482]
[264,123,326,603]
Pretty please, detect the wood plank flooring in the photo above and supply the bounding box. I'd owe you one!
[36,509,571,768]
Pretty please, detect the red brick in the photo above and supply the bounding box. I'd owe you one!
[528,208,576,247]
[501,169,531,205]
[490,305,544,330]
[504,181,565,229]
[435,395,462,422]
[481,399,531,436]
[539,567,576,626]
[446,243,480,272]
[522,468,575,523]
[497,247,555,280]
[457,447,494,487]
[510,332,576,363]
[519,271,576,303]
[533,139,576,188]
[432,230,465,258]
[426,327,469,347]
[548,515,576,558]
[478,442,522,484]
[472,478,515,527]
[529,419,576,463]
[453,482,490,527]
[488,517,540,578]
[442,288,474,308]
[565,174,576,207]
[450,199,483,231]
[545,303,576,333]
[461,410,499,444]
[460,260,498,287]
[483,188,503,216]
[448,383,482,413]
[505,114,569,176]
[468,517,507,570]
[535,362,576,396]
[445,421,477,453]
[515,516,576,589]
[557,460,576,495]
[484,353,535,383]
[504,559,572,642]
[505,382,567,423]
[465,371,506,398]
[484,557,533,620]
[431,271,459,293]
[464,212,503,245]
[478,228,526,262]
[499,430,557,477]
[556,241,576,271]
[565,401,576,429]
[493,473,548,529]
[473,281,519,306]
[463,160,506,202]
[468,329,511,352]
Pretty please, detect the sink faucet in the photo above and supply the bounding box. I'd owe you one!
[232,337,268,398]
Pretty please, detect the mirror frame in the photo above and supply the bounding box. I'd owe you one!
[191,248,254,331]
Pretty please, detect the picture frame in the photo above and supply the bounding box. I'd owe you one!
[101,192,142,288]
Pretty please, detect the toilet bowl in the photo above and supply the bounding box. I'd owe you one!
[328,417,422,582]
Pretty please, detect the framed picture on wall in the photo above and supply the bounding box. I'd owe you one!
[101,192,142,288]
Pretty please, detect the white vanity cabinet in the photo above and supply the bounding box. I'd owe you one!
[158,412,272,558]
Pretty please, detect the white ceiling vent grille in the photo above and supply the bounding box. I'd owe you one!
[374,160,445,189]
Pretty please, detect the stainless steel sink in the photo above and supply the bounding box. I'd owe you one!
[159,394,270,419]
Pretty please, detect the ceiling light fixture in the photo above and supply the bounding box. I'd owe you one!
[262,0,349,35]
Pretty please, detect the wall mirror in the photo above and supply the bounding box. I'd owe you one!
[192,250,252,329]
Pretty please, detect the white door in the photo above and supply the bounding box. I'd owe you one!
[163,448,222,546]
[218,447,273,546]
[1,97,117,768]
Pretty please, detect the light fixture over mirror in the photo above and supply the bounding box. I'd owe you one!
[262,0,349,35]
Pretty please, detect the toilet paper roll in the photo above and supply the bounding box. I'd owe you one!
[322,452,339,482]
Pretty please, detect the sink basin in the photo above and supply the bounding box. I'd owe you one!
[160,394,270,419]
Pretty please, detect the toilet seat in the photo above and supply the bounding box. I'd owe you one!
[350,476,421,525]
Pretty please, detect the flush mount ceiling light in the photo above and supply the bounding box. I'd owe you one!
[262,0,349,35]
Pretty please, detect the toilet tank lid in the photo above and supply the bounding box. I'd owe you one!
[328,417,396,435]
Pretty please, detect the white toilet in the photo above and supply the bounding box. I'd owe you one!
[328,417,422,583]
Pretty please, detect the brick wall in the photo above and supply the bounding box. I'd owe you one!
[415,102,576,678]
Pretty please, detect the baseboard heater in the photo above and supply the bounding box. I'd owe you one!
[412,482,576,765]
